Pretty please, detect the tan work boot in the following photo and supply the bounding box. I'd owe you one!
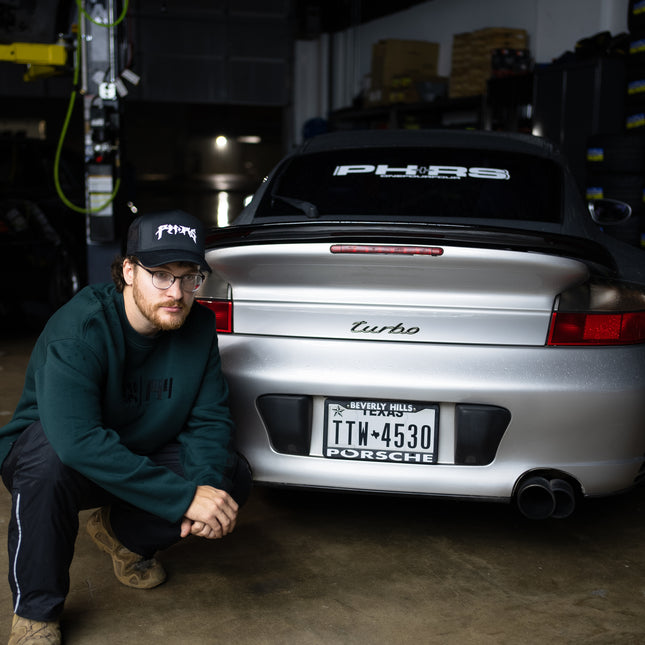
[86,507,167,589]
[8,614,61,645]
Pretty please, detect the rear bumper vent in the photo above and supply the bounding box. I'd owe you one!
[454,404,511,465]
[258,394,313,456]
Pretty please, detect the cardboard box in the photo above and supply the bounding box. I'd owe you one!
[449,27,528,98]
[371,39,440,91]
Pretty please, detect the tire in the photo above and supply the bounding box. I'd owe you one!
[585,173,645,208]
[629,30,645,68]
[628,1,645,33]
[626,61,645,103]
[586,133,645,174]
[626,108,645,131]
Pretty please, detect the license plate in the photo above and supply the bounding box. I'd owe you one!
[324,398,438,464]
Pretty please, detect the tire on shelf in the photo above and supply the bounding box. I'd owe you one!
[628,1,645,33]
[586,133,645,174]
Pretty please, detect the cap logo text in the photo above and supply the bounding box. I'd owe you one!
[155,224,197,243]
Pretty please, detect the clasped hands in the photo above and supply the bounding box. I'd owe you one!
[180,484,239,540]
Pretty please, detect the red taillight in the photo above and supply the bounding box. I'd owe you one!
[548,279,645,346]
[196,299,233,333]
[547,311,645,345]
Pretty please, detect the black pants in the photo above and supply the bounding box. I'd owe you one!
[1,420,252,622]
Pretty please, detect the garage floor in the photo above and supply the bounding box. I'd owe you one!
[1,332,644,645]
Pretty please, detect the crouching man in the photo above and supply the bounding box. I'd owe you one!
[1,211,251,644]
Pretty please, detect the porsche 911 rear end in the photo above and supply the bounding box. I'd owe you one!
[198,130,645,518]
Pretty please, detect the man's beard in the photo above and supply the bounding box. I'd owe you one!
[132,281,191,331]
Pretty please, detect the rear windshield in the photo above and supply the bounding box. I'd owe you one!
[254,147,562,224]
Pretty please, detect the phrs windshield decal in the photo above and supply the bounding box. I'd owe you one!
[333,164,510,180]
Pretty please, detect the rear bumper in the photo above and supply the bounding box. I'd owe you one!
[219,335,645,501]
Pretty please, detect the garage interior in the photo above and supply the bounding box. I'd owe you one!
[1,0,645,643]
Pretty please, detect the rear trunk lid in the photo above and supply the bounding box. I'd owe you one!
[204,232,591,346]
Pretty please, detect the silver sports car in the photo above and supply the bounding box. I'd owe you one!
[197,130,645,519]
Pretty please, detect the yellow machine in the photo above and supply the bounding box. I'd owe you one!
[0,41,69,81]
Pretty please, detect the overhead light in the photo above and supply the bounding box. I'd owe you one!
[237,135,262,144]
[215,135,228,149]
[217,191,230,227]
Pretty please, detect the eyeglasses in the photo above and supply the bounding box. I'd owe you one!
[134,262,205,293]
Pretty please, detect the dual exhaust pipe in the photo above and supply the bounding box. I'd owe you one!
[515,475,576,519]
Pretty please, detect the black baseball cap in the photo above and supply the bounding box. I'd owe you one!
[126,210,211,273]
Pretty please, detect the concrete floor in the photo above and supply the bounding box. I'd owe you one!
[1,332,645,644]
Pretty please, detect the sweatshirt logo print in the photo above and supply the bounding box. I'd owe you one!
[124,377,174,405]
[155,224,197,244]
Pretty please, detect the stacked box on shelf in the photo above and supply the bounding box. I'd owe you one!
[368,38,440,106]
[450,27,528,98]
[449,32,473,99]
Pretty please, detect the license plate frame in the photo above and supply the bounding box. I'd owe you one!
[323,398,439,464]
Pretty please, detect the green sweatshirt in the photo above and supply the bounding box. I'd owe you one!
[0,283,235,523]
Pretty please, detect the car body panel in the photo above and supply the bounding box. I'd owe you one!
[210,242,590,345]
[217,333,645,498]
[199,129,645,516]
